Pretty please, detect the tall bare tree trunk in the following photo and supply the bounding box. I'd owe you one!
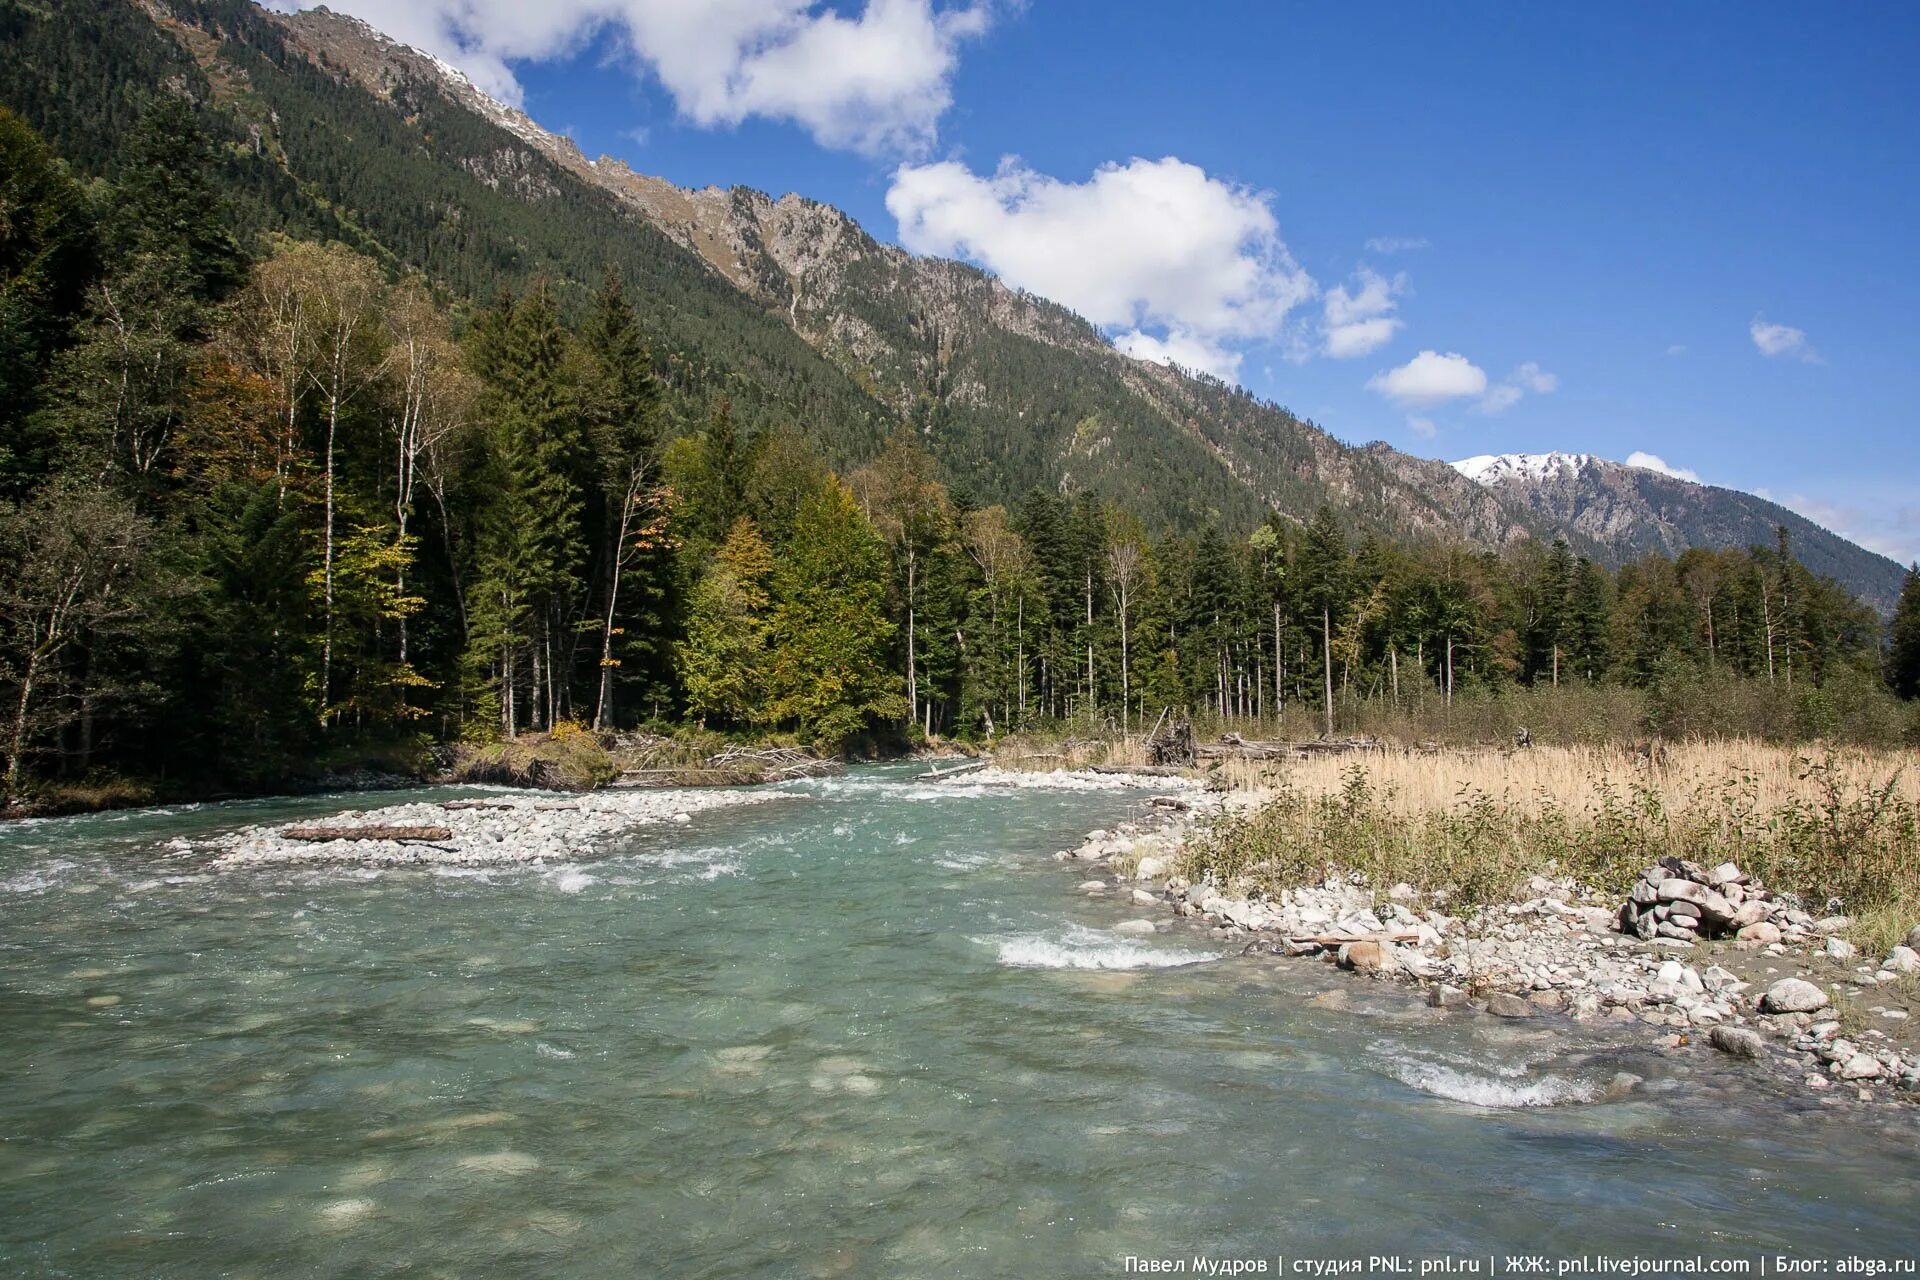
[1321,605,1334,737]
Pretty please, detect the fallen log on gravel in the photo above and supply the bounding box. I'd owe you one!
[281,824,453,843]
[918,760,989,782]
[439,800,513,811]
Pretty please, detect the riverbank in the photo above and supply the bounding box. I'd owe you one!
[1028,746,1920,1109]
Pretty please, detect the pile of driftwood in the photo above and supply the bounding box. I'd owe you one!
[616,744,842,788]
[1195,732,1379,762]
[281,824,451,843]
[1143,709,1196,767]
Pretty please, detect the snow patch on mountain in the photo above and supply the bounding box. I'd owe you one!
[1450,452,1597,485]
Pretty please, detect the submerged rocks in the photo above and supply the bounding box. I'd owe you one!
[1760,978,1831,1014]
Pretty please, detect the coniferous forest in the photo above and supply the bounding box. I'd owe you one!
[3,94,1919,813]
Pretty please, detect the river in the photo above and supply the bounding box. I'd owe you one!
[3,765,1916,1277]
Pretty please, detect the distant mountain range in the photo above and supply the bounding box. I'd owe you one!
[0,0,1904,610]
[1450,453,1906,612]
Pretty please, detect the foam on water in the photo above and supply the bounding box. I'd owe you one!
[985,922,1220,971]
[546,866,597,894]
[1384,1056,1599,1108]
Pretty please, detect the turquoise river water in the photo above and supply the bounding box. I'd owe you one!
[2,764,1917,1277]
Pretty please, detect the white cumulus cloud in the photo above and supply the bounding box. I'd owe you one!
[1110,329,1244,381]
[1749,315,1821,364]
[1625,451,1702,484]
[887,155,1316,380]
[1321,267,1403,358]
[268,0,992,155]
[1367,351,1487,408]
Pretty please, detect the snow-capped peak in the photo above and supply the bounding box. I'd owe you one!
[1451,452,1596,485]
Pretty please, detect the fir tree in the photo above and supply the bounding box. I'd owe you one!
[766,481,906,747]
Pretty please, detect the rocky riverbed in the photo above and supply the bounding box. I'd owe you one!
[1047,782,1920,1108]
[190,787,789,869]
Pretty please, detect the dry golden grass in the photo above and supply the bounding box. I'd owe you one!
[1184,740,1920,951]
[987,731,1152,772]
[1211,741,1920,816]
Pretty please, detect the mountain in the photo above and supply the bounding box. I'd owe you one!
[1451,453,1908,612]
[0,0,1898,603]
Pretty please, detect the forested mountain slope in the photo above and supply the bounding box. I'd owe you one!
[0,0,1575,545]
[0,0,1900,588]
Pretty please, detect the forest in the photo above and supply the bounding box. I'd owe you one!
[4,100,1920,812]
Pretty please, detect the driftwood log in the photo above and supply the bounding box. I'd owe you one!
[918,760,989,782]
[281,824,453,843]
[439,800,513,811]
[1195,733,1380,761]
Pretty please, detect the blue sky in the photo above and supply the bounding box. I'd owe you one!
[291,1,1919,562]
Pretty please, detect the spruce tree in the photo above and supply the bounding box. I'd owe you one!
[1298,505,1349,735]
[1888,565,1920,700]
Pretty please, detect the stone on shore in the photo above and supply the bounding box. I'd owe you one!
[1336,940,1390,974]
[1130,888,1159,906]
[1112,919,1157,935]
[1485,992,1537,1019]
[1709,1025,1767,1059]
[1883,945,1920,975]
[1736,922,1782,944]
[1760,978,1830,1014]
[1823,937,1855,963]
[1426,983,1468,1009]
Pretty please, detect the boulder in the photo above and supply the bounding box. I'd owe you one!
[1133,856,1168,880]
[1884,945,1920,975]
[1736,922,1783,944]
[1629,878,1662,907]
[1130,888,1159,906]
[1426,983,1469,1009]
[1729,900,1769,930]
[1760,978,1830,1014]
[1707,862,1747,887]
[1112,919,1157,936]
[1824,937,1856,963]
[1907,924,1920,952]
[1709,1025,1767,1059]
[1336,940,1390,974]
[1485,992,1537,1019]
[1836,1054,1883,1081]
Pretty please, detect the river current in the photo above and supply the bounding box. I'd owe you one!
[3,765,1916,1277]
